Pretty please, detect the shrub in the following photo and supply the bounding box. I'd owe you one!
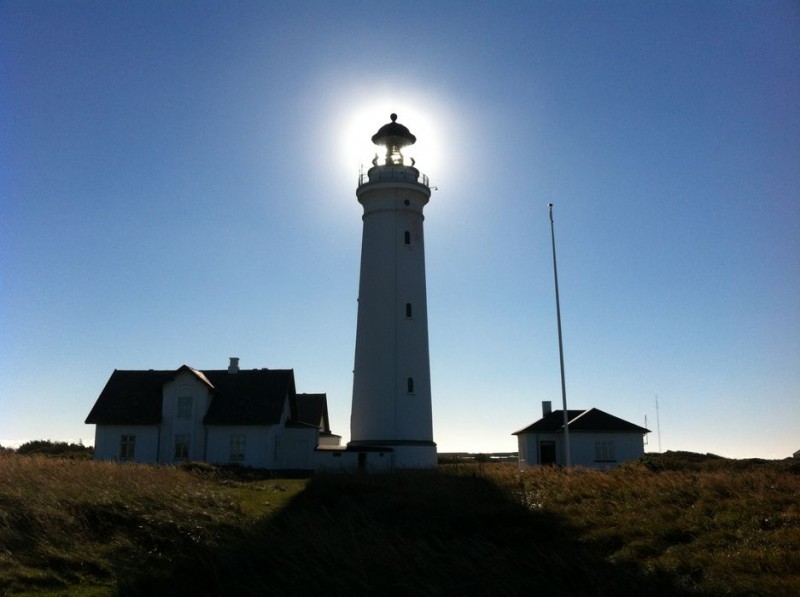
[15,440,93,459]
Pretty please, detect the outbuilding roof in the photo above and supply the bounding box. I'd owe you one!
[513,408,650,435]
[85,366,297,426]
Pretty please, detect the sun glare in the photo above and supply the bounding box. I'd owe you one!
[304,78,464,225]
[337,95,447,184]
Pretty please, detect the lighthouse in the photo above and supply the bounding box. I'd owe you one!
[349,114,437,468]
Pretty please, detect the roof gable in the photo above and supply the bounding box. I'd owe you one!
[514,408,649,435]
[174,365,215,390]
[570,408,650,432]
[296,393,330,432]
[86,367,297,427]
[513,410,583,435]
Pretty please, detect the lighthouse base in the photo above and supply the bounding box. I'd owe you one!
[348,440,437,469]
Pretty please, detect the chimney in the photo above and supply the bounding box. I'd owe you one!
[228,357,239,374]
[542,400,552,416]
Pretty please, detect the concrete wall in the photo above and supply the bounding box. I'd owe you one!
[318,434,341,447]
[94,425,160,463]
[278,426,320,470]
[205,424,320,470]
[517,431,644,469]
[568,432,645,469]
[206,425,277,469]
[314,449,393,472]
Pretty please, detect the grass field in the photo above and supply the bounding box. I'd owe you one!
[1,452,798,595]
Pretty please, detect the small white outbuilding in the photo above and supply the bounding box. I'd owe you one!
[513,401,650,469]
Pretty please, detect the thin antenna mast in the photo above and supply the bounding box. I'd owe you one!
[655,394,662,453]
[548,203,570,467]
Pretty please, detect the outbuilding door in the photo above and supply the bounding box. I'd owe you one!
[539,441,556,465]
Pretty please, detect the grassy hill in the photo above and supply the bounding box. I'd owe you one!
[0,452,797,595]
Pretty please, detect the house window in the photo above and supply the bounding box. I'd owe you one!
[119,435,136,461]
[177,395,193,419]
[174,434,190,460]
[405,302,412,318]
[595,441,616,462]
[230,434,246,462]
[407,377,414,394]
[404,230,410,245]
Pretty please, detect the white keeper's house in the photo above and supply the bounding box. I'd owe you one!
[85,358,359,471]
[514,401,650,469]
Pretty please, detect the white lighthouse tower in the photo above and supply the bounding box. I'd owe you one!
[349,114,437,468]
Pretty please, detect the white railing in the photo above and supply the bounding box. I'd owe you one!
[358,166,430,188]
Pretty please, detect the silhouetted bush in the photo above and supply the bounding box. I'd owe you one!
[15,440,93,459]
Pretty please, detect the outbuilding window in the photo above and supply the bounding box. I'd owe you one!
[594,441,616,462]
[119,435,136,461]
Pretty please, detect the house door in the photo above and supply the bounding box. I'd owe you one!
[540,441,556,465]
[358,452,367,472]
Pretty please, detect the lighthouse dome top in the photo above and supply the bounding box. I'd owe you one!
[371,113,416,148]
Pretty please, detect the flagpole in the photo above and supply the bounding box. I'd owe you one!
[548,203,570,467]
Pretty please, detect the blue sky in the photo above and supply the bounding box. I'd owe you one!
[1,1,798,458]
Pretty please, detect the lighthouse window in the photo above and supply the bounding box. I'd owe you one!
[407,377,414,394]
[405,303,412,318]
[404,231,410,245]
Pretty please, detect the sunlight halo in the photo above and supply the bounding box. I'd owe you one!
[335,90,450,185]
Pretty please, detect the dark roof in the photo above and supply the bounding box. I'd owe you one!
[513,410,584,435]
[85,369,171,425]
[203,369,295,425]
[513,408,650,435]
[296,393,330,432]
[86,366,296,426]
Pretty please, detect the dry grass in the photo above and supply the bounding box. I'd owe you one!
[477,458,800,595]
[0,454,274,595]
[1,452,798,595]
